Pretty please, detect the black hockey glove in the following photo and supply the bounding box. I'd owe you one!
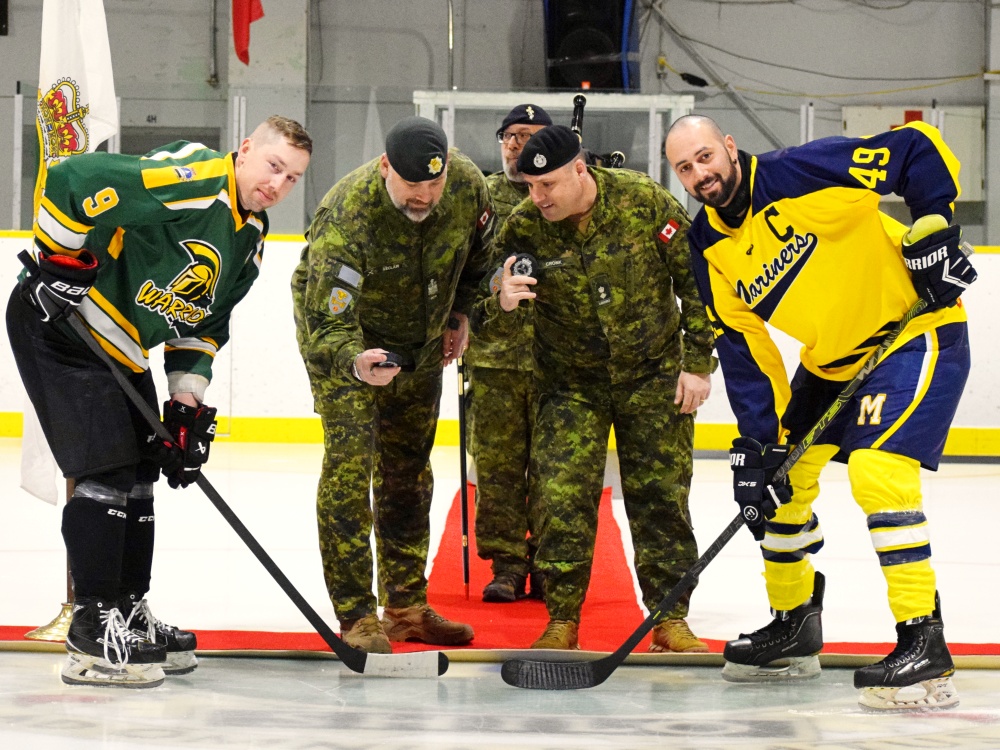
[17,248,99,323]
[901,224,977,311]
[730,437,792,541]
[156,400,218,489]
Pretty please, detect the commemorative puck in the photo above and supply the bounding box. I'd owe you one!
[510,253,537,278]
[375,352,403,368]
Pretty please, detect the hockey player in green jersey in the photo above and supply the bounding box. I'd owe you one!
[8,116,312,688]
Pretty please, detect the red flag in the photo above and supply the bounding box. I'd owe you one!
[233,0,264,66]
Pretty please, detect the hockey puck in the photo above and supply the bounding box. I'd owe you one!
[374,352,403,368]
[510,253,537,278]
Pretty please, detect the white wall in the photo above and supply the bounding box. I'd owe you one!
[2,235,996,433]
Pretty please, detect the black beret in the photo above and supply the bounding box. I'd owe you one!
[516,125,582,176]
[495,103,553,138]
[385,116,449,183]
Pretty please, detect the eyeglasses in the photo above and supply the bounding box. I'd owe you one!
[497,131,533,146]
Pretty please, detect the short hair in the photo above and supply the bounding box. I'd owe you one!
[666,114,726,143]
[254,115,313,155]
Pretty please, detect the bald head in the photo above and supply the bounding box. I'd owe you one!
[665,115,741,208]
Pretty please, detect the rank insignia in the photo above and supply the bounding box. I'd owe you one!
[328,287,353,315]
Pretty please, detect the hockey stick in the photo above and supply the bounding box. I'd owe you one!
[456,355,471,599]
[18,255,447,677]
[501,298,928,689]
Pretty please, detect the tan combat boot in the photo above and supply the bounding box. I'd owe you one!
[382,604,474,646]
[340,613,392,654]
[649,618,709,653]
[531,619,580,650]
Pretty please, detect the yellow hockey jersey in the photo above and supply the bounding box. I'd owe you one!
[687,122,968,443]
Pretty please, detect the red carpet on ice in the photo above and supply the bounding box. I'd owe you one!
[2,485,997,658]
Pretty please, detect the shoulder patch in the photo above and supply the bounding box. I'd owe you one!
[336,264,362,289]
[658,219,680,244]
[488,265,504,294]
[328,287,354,315]
[478,206,493,229]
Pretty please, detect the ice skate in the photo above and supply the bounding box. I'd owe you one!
[63,598,166,688]
[722,572,824,682]
[122,594,198,675]
[855,598,959,711]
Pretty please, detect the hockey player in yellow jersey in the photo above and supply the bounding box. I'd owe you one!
[665,115,976,711]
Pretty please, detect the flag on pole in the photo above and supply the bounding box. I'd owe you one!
[233,0,265,66]
[34,0,118,212]
[23,0,118,504]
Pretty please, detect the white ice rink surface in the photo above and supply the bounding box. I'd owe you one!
[1,439,998,748]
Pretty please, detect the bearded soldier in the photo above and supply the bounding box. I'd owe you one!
[467,104,552,603]
[292,117,493,653]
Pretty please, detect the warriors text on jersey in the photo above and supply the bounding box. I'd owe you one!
[686,122,968,443]
[32,141,268,380]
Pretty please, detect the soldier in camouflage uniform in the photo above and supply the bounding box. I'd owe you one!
[467,104,552,603]
[292,117,493,653]
[477,125,716,651]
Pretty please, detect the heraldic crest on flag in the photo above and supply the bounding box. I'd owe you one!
[38,77,92,162]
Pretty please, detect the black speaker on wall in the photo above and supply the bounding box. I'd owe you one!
[543,0,640,91]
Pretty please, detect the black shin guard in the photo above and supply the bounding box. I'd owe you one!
[62,488,128,599]
[120,490,155,598]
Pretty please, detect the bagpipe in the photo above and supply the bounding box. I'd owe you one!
[570,94,626,169]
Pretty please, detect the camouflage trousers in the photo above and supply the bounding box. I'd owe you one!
[531,370,698,622]
[466,364,539,577]
[312,367,443,621]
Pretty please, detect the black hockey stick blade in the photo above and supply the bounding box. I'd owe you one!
[501,298,927,690]
[501,513,743,689]
[58,307,448,679]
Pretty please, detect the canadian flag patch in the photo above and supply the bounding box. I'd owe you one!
[478,207,493,229]
[658,219,680,243]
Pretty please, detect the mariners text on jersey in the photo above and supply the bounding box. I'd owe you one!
[686,122,969,443]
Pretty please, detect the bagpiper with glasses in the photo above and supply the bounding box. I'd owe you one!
[467,104,553,603]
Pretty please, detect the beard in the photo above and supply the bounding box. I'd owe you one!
[502,158,526,184]
[386,183,437,223]
[692,163,739,209]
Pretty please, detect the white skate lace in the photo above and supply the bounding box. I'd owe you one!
[123,598,165,643]
[98,607,145,666]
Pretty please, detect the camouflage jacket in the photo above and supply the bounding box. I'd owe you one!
[292,149,494,382]
[465,172,533,371]
[477,167,715,386]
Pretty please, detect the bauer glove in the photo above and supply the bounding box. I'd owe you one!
[17,249,99,323]
[156,400,218,489]
[730,437,792,541]
[902,214,977,310]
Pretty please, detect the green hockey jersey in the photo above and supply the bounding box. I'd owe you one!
[31,141,268,382]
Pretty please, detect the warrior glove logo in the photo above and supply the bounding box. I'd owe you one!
[904,245,948,271]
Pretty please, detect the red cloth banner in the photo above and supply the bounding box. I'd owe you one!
[233,0,264,66]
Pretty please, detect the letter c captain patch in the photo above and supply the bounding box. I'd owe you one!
[658,219,680,243]
[328,287,353,315]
